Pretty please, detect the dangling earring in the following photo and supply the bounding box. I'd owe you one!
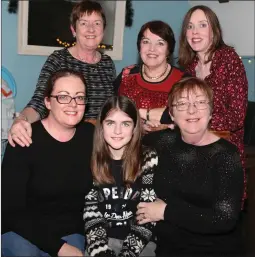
[73,33,76,38]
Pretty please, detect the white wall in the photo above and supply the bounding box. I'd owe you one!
[189,1,255,56]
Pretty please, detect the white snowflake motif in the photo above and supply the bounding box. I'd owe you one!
[141,189,155,201]
[133,240,143,253]
[86,230,97,244]
[85,189,97,200]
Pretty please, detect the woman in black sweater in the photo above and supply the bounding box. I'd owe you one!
[2,70,94,256]
[138,77,244,256]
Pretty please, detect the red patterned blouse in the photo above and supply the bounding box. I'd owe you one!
[115,65,185,110]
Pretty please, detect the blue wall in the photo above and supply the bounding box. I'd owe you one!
[242,57,255,101]
[2,1,254,113]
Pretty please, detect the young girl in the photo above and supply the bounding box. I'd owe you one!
[84,96,158,257]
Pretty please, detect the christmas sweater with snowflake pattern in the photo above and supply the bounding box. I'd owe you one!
[83,147,158,257]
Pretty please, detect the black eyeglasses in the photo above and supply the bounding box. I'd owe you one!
[50,95,87,105]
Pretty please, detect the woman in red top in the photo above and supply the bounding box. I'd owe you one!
[114,20,187,129]
[178,5,248,199]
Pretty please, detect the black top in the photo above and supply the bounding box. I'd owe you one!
[2,121,94,255]
[143,129,244,256]
[100,159,141,240]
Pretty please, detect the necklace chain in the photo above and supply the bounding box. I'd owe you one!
[143,64,168,80]
[77,51,99,64]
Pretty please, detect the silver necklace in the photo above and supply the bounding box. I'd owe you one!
[77,51,99,64]
[143,64,169,80]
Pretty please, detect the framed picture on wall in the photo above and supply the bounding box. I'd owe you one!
[17,0,126,60]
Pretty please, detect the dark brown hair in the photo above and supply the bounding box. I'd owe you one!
[44,69,86,98]
[178,5,227,68]
[137,20,176,59]
[92,96,143,186]
[168,77,213,115]
[70,0,106,30]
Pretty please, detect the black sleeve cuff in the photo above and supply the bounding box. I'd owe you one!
[160,107,172,124]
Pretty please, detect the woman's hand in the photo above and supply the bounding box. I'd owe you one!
[145,120,161,128]
[8,118,32,147]
[143,120,162,133]
[58,243,84,256]
[136,198,167,224]
[143,120,173,133]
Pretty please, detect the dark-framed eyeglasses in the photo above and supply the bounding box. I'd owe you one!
[50,95,87,105]
[172,100,210,111]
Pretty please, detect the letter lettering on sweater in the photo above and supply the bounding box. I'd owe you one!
[123,211,133,219]
[103,188,111,200]
[112,187,118,199]
[124,188,133,200]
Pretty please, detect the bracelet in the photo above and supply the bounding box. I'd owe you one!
[146,109,150,121]
[16,113,28,122]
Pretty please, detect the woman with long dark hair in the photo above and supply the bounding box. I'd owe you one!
[178,5,248,201]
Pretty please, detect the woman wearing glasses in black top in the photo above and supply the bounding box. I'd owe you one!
[139,77,244,256]
[2,70,94,256]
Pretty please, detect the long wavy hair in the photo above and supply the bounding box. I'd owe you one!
[92,96,143,186]
[178,5,228,68]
